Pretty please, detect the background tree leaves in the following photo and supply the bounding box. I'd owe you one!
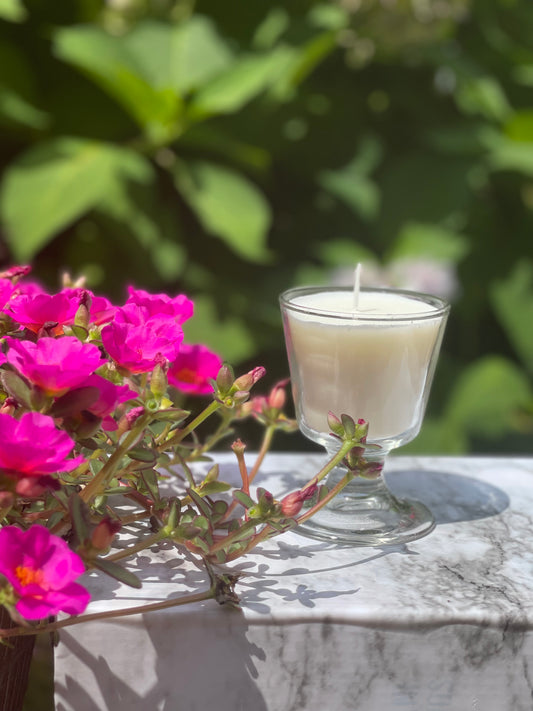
[0,0,532,454]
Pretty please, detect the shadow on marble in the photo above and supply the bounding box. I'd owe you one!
[55,606,270,711]
[83,541,210,605]
[233,542,418,612]
[387,469,510,524]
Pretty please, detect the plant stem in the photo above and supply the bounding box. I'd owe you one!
[208,519,257,555]
[80,415,151,504]
[222,439,355,561]
[233,446,250,495]
[220,424,275,523]
[103,529,168,563]
[0,586,215,640]
[295,471,353,524]
[248,425,275,485]
[158,400,221,451]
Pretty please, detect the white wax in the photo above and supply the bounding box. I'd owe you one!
[284,290,446,444]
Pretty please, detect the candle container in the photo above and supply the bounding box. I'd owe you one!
[280,286,450,545]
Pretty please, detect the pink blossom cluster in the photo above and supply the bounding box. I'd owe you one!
[0,525,90,619]
[0,266,223,621]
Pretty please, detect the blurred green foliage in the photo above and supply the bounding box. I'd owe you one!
[0,0,532,455]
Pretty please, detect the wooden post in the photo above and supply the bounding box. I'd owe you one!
[0,606,35,711]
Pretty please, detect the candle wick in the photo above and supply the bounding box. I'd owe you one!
[353,263,361,312]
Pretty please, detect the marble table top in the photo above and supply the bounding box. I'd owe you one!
[54,454,533,711]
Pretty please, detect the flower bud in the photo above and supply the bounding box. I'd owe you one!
[280,483,318,517]
[355,418,369,442]
[0,397,17,416]
[74,304,90,331]
[232,390,250,405]
[268,381,287,410]
[150,359,168,399]
[233,366,266,393]
[0,265,31,280]
[15,475,59,497]
[327,411,344,437]
[117,406,145,436]
[216,363,234,396]
[231,438,246,456]
[91,517,121,552]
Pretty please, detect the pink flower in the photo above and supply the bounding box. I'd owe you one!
[168,344,222,395]
[14,279,46,298]
[0,412,85,494]
[72,374,138,430]
[6,337,104,396]
[0,525,90,620]
[4,292,80,334]
[0,279,15,310]
[126,287,194,324]
[101,304,183,373]
[61,288,117,326]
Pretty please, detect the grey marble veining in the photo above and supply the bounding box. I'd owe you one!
[54,455,533,711]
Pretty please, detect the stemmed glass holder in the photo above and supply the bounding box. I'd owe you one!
[280,286,450,546]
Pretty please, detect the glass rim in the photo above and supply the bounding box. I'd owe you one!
[279,285,450,322]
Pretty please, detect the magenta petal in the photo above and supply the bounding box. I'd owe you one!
[6,337,104,394]
[42,583,91,615]
[0,412,83,478]
[0,526,24,578]
[102,312,183,373]
[168,344,222,395]
[16,597,57,620]
[0,525,89,621]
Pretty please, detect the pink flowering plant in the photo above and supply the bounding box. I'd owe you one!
[0,266,373,641]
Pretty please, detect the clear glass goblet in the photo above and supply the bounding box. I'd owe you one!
[280,285,450,546]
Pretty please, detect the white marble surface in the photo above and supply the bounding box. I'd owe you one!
[54,454,533,711]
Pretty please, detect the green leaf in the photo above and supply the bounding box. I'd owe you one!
[54,24,179,134]
[232,490,254,509]
[455,75,511,122]
[0,87,49,129]
[93,558,142,589]
[0,138,153,262]
[504,110,533,142]
[0,0,26,22]
[174,160,272,263]
[198,481,232,496]
[122,17,233,94]
[54,18,233,136]
[0,370,32,409]
[252,8,290,49]
[390,223,470,263]
[318,137,382,221]
[187,488,212,517]
[189,47,293,118]
[68,494,91,544]
[491,261,533,372]
[445,356,533,437]
[308,4,349,30]
[487,135,533,176]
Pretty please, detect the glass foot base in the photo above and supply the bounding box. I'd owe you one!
[295,473,435,546]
